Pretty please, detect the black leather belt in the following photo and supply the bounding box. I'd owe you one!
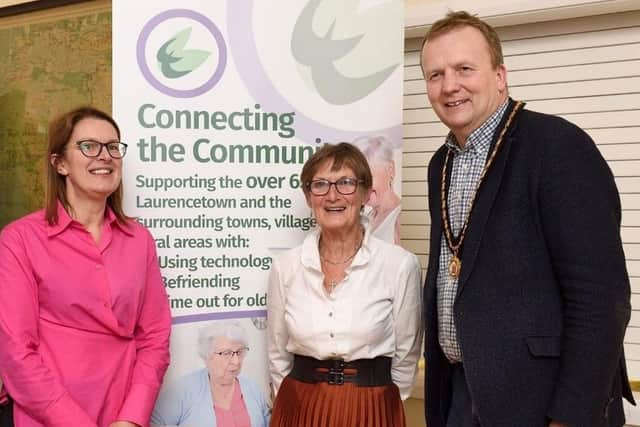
[288,354,392,387]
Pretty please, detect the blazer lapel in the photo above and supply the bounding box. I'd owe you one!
[456,100,524,297]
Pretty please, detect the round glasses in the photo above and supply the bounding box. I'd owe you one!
[307,177,362,196]
[75,140,128,159]
[213,347,249,360]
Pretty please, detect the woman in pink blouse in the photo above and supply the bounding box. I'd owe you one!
[0,107,172,427]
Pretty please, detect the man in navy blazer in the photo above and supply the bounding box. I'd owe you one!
[420,11,634,427]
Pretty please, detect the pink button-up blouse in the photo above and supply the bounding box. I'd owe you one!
[0,204,171,427]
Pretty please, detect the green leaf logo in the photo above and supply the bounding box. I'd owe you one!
[157,27,211,79]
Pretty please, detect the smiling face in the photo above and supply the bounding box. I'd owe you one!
[306,160,370,234]
[421,25,508,144]
[51,117,122,207]
[206,336,246,386]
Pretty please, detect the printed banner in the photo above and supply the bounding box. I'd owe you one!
[113,0,404,414]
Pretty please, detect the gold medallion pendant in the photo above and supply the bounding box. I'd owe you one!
[448,256,461,278]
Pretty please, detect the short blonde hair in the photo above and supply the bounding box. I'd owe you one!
[421,11,504,69]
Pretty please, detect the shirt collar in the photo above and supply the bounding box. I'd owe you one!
[47,200,134,237]
[47,202,74,237]
[445,99,509,156]
[107,207,135,236]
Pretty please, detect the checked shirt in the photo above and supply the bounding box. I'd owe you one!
[436,100,508,362]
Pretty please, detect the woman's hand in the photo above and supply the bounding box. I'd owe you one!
[109,421,139,427]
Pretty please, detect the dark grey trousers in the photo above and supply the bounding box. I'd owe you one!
[446,364,482,427]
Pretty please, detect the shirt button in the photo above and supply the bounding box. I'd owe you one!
[103,302,109,308]
[329,312,333,317]
[95,264,103,270]
[329,333,334,338]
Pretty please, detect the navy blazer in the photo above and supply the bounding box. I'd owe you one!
[424,99,634,427]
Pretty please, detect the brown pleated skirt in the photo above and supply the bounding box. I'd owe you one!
[270,376,406,427]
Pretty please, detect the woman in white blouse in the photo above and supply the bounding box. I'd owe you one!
[267,143,423,427]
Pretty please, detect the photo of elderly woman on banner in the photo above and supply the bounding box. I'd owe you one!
[151,320,270,427]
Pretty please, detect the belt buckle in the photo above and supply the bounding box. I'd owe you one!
[327,367,344,385]
[327,360,345,385]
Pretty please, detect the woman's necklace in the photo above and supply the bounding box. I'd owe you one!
[328,278,339,294]
[320,229,364,294]
[440,100,523,279]
[319,230,364,265]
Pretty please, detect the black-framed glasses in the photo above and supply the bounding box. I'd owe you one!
[307,177,362,196]
[75,139,128,159]
[213,347,249,360]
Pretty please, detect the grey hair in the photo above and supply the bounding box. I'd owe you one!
[197,320,249,361]
[351,135,394,164]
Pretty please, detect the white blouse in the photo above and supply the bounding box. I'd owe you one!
[267,225,423,400]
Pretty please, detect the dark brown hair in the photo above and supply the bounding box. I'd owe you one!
[45,106,128,225]
[420,11,504,70]
[300,142,373,198]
